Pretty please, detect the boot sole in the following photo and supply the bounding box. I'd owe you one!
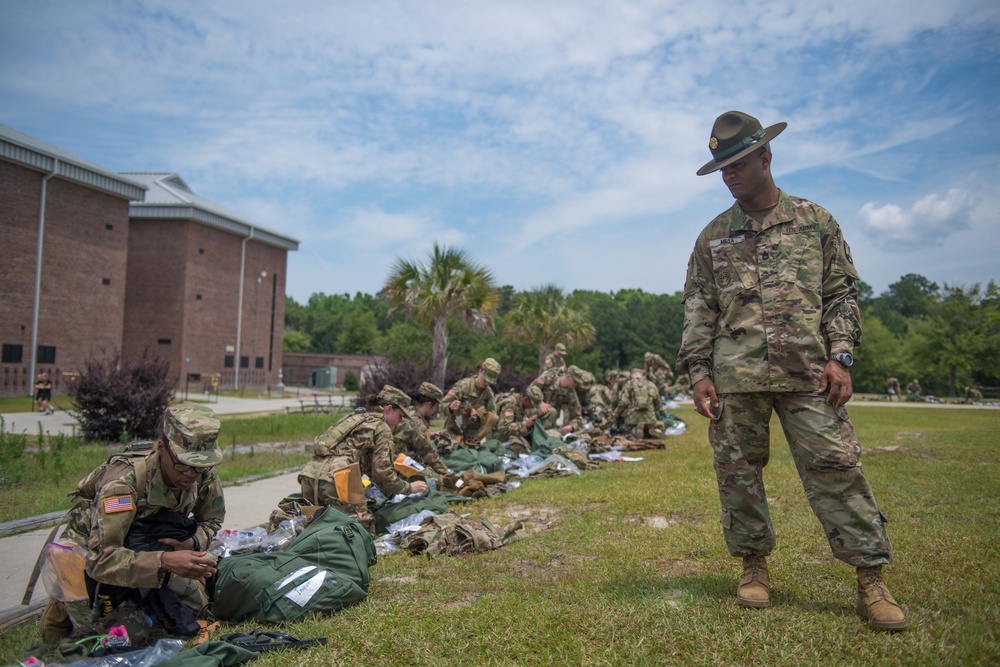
[856,600,907,631]
[738,595,770,608]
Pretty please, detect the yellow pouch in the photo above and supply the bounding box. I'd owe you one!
[393,453,424,478]
[332,463,366,504]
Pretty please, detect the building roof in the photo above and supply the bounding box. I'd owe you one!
[122,172,299,251]
[0,124,147,201]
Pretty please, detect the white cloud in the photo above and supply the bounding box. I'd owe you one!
[858,188,977,249]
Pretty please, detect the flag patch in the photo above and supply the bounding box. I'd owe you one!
[103,495,133,514]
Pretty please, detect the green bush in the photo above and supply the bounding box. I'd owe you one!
[342,370,359,391]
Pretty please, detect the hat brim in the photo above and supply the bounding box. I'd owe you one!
[696,122,787,176]
[170,441,223,467]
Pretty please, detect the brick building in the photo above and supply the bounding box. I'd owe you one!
[122,173,298,391]
[0,124,299,397]
[0,124,145,398]
[281,352,384,389]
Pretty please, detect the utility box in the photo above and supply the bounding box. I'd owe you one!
[310,366,338,388]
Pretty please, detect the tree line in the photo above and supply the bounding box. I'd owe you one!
[284,246,1000,398]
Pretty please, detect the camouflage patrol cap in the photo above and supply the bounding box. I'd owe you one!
[376,385,411,409]
[568,365,593,389]
[555,343,566,353]
[481,358,501,384]
[163,402,222,467]
[418,382,444,402]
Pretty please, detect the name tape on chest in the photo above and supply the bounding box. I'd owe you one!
[709,234,746,248]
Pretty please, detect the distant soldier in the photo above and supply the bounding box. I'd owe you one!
[906,379,923,400]
[495,390,537,455]
[963,386,983,404]
[569,365,596,422]
[299,386,428,536]
[886,377,901,402]
[587,381,614,428]
[444,358,502,445]
[544,342,567,370]
[644,352,675,390]
[527,366,586,435]
[615,369,664,438]
[673,373,692,397]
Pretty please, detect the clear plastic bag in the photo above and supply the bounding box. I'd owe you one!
[259,516,304,552]
[63,638,185,667]
[40,540,89,602]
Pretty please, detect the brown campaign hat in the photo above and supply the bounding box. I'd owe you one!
[696,110,787,176]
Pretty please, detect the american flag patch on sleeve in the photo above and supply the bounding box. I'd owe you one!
[103,495,134,514]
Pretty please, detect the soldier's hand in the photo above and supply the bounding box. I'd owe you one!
[158,537,195,551]
[160,550,217,580]
[409,480,429,494]
[559,425,573,435]
[693,378,720,420]
[819,360,853,409]
[539,402,552,415]
[449,399,461,412]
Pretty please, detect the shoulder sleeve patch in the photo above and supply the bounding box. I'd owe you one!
[103,495,134,514]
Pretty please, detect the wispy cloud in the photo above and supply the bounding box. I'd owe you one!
[859,188,977,250]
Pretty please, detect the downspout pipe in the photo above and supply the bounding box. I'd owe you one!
[234,227,254,390]
[28,159,58,396]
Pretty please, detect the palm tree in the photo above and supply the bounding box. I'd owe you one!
[383,244,500,387]
[503,284,596,373]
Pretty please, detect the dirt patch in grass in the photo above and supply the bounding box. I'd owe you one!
[380,574,418,584]
[442,592,482,609]
[653,556,707,576]
[624,514,699,529]
[867,445,935,459]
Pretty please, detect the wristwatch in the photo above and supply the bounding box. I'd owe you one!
[831,352,854,367]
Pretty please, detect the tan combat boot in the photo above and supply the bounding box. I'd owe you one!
[737,554,770,608]
[856,566,907,631]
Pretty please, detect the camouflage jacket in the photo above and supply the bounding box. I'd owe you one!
[495,391,536,440]
[394,408,450,475]
[676,191,862,393]
[645,353,673,384]
[526,368,583,430]
[64,452,225,590]
[444,376,497,440]
[544,353,566,370]
[301,412,411,497]
[615,377,661,424]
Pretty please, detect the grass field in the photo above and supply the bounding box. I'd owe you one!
[1,404,998,665]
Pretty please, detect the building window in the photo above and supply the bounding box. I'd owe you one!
[157,338,171,345]
[2,344,23,364]
[105,223,114,230]
[255,357,264,369]
[224,355,234,368]
[239,356,249,369]
[36,346,56,364]
[102,278,111,285]
[196,294,202,300]
[198,248,205,254]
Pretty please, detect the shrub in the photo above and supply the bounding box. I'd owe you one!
[342,370,359,392]
[69,349,175,443]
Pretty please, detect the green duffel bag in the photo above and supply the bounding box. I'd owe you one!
[212,506,377,623]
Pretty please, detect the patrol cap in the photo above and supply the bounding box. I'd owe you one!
[163,402,222,467]
[555,343,566,353]
[418,382,444,402]
[567,365,592,389]
[376,385,411,409]
[481,358,501,384]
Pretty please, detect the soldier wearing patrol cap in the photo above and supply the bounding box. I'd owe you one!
[526,365,585,435]
[677,110,905,631]
[392,381,450,478]
[544,342,567,371]
[41,402,226,641]
[444,358,501,445]
[299,385,428,536]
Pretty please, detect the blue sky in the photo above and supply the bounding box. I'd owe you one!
[2,0,998,303]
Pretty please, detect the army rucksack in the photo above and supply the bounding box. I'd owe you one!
[631,380,651,411]
[212,506,376,623]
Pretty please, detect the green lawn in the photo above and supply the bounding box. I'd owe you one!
[2,405,998,665]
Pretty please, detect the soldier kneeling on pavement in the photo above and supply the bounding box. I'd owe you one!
[41,403,226,644]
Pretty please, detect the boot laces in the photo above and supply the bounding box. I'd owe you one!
[862,567,889,601]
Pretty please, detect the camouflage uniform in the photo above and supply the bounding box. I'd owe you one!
[644,352,675,388]
[443,365,499,444]
[677,189,893,568]
[495,390,536,455]
[544,343,567,370]
[394,408,450,477]
[526,367,584,431]
[886,377,901,401]
[906,379,922,398]
[587,384,613,427]
[571,365,596,420]
[299,409,414,535]
[615,373,663,436]
[55,403,225,637]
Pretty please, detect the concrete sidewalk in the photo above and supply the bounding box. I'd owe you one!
[0,470,304,613]
[1,390,354,438]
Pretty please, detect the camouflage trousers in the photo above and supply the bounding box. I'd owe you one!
[299,475,376,537]
[709,392,892,568]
